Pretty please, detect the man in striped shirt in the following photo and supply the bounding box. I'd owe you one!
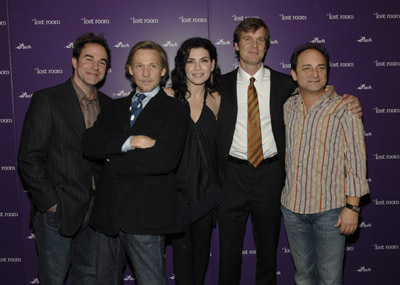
[281,42,370,284]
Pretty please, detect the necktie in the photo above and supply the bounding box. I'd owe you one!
[247,77,263,168]
[130,93,146,127]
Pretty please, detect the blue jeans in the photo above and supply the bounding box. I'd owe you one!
[96,232,167,285]
[33,199,96,284]
[281,205,345,285]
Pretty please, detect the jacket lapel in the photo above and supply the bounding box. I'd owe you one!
[59,80,86,139]
[130,89,165,131]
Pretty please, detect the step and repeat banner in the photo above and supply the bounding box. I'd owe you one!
[0,0,399,283]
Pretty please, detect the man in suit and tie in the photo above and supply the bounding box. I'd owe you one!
[18,32,111,284]
[82,41,190,285]
[216,18,361,285]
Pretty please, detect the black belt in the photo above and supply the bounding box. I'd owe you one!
[228,155,278,166]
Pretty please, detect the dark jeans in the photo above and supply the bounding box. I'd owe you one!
[96,232,167,285]
[33,199,96,285]
[171,210,214,285]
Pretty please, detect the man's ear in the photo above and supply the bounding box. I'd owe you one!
[291,69,297,81]
[72,57,77,70]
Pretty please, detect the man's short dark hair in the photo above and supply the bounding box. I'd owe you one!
[233,17,271,59]
[124,41,170,87]
[73,32,111,69]
[290,42,331,79]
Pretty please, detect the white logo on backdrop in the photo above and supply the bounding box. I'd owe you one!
[215,39,231,46]
[373,244,399,250]
[0,119,12,124]
[373,60,400,67]
[32,18,61,25]
[326,13,355,20]
[280,14,307,20]
[130,17,159,24]
[18,92,33,99]
[359,222,372,228]
[0,212,18,217]
[330,62,354,68]
[280,62,291,69]
[124,275,134,281]
[356,266,372,272]
[0,20,6,26]
[242,249,257,255]
[357,36,372,43]
[15,43,32,50]
[30,278,39,284]
[364,131,372,137]
[112,90,130,98]
[34,68,63,75]
[81,17,110,24]
[1,165,15,170]
[65,42,74,48]
[310,37,326,43]
[231,15,260,22]
[373,13,400,19]
[373,107,400,114]
[179,16,207,23]
[27,233,35,240]
[0,69,10,75]
[270,39,278,45]
[114,42,130,48]
[373,198,400,205]
[357,84,372,90]
[163,41,178,48]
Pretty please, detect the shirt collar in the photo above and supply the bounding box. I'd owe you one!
[295,85,336,112]
[237,65,265,83]
[71,77,98,102]
[135,85,160,99]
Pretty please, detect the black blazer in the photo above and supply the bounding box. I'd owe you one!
[217,67,297,184]
[18,79,111,236]
[82,89,190,236]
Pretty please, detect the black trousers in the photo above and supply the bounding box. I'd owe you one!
[171,210,214,285]
[217,158,284,285]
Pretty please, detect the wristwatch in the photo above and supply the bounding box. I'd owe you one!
[345,203,361,213]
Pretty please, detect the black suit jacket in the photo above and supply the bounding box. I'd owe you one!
[18,79,111,236]
[217,67,297,184]
[82,89,190,236]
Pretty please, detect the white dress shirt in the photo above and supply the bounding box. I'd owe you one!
[229,66,277,160]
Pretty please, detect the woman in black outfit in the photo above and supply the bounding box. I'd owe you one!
[167,37,223,285]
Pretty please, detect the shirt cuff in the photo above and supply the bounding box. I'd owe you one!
[122,136,134,152]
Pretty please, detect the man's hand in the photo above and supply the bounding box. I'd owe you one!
[130,135,156,149]
[334,207,359,235]
[343,94,362,117]
[47,204,57,212]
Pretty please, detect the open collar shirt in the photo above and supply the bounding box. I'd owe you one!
[281,85,369,214]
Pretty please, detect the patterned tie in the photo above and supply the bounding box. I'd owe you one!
[130,93,146,127]
[247,77,264,168]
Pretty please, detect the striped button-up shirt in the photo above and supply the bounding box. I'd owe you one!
[281,86,369,214]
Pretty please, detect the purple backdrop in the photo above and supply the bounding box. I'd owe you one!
[1,0,399,283]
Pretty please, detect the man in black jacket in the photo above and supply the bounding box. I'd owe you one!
[82,41,190,285]
[18,32,111,284]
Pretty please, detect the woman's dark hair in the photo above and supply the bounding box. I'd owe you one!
[171,37,222,101]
